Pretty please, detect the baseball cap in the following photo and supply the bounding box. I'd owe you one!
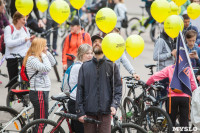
[91,34,103,43]
[67,17,80,26]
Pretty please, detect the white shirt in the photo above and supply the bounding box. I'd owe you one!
[4,24,31,59]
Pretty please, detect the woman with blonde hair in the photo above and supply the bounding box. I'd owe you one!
[67,43,93,133]
[23,37,56,132]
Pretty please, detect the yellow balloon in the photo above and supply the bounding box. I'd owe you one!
[172,0,187,6]
[70,0,85,9]
[187,3,200,20]
[15,0,33,16]
[169,1,181,15]
[50,0,70,24]
[164,15,184,38]
[126,35,145,58]
[96,8,117,34]
[151,0,170,23]
[102,33,125,62]
[36,0,48,13]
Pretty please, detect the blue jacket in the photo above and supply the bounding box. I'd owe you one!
[186,44,200,67]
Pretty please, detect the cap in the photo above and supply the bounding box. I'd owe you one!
[91,34,103,43]
[67,17,80,26]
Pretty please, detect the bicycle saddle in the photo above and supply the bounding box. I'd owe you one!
[144,64,156,68]
[51,94,69,102]
[139,6,145,9]
[11,89,30,96]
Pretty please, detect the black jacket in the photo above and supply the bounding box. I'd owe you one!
[76,56,122,117]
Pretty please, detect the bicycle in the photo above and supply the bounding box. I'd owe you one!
[0,91,70,132]
[20,112,101,133]
[111,115,147,133]
[126,6,163,42]
[122,77,173,132]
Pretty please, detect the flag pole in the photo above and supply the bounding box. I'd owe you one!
[179,31,198,87]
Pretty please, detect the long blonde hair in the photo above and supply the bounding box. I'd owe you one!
[23,38,47,66]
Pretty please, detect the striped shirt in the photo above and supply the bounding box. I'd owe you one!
[26,51,56,91]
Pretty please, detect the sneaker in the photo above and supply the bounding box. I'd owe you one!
[140,26,146,33]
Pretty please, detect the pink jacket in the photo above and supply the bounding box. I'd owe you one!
[146,65,197,97]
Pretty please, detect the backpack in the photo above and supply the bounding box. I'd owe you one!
[68,32,86,47]
[61,62,81,94]
[0,25,27,55]
[116,8,128,28]
[20,65,38,82]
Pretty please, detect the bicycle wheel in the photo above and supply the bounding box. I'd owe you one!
[20,119,65,133]
[123,97,142,123]
[6,82,29,108]
[126,17,141,37]
[58,22,68,38]
[150,23,163,42]
[0,106,25,132]
[6,90,34,120]
[54,65,61,82]
[87,24,95,36]
[138,106,173,133]
[111,123,147,133]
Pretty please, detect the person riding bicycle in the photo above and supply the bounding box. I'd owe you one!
[67,44,93,133]
[140,0,154,32]
[4,11,35,90]
[23,38,56,132]
[10,0,45,33]
[146,64,197,132]
[76,34,122,133]
[62,17,92,70]
[113,0,127,31]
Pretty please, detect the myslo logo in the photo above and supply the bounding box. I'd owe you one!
[172,127,198,132]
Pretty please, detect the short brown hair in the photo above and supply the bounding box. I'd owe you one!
[182,14,190,20]
[0,0,2,6]
[185,30,197,39]
[12,11,24,25]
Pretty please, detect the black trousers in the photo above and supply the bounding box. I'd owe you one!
[6,58,19,89]
[46,19,58,50]
[68,99,84,133]
[144,7,155,27]
[29,90,49,133]
[166,97,190,133]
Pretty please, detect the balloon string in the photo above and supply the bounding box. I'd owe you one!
[157,23,162,72]
[78,9,83,44]
[113,62,115,102]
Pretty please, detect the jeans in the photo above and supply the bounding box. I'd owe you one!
[46,19,58,50]
[144,7,155,27]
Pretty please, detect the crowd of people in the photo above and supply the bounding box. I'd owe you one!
[1,0,200,132]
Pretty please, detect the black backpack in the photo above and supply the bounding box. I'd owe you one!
[117,8,128,28]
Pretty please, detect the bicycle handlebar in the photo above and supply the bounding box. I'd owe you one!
[54,112,101,124]
[66,53,76,60]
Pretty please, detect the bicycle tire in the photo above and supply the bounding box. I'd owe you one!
[87,24,95,36]
[20,119,65,133]
[126,17,141,37]
[150,23,163,42]
[54,65,61,82]
[61,37,67,51]
[138,106,173,133]
[123,96,142,123]
[111,123,147,133]
[58,22,68,38]
[0,106,26,132]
